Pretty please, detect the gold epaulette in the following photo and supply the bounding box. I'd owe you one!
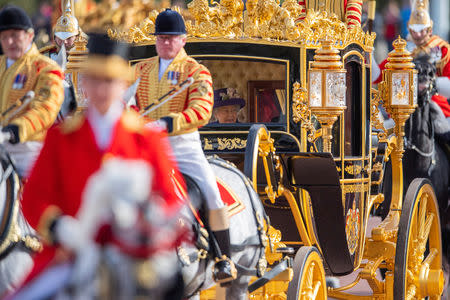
[39,44,57,55]
[59,113,85,134]
[122,110,144,133]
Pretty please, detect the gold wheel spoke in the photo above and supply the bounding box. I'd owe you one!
[418,196,427,238]
[311,280,321,298]
[305,264,314,288]
[423,248,438,266]
[419,213,434,250]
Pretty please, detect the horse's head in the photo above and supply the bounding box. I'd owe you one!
[413,53,438,105]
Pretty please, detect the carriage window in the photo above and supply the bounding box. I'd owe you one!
[196,58,287,125]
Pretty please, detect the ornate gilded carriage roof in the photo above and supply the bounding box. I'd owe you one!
[107,0,375,51]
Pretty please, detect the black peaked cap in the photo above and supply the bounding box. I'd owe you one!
[154,8,186,35]
[87,33,129,60]
[0,5,33,32]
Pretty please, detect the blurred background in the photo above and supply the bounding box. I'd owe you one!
[0,0,449,60]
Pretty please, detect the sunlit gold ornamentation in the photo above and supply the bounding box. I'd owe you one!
[107,2,375,50]
[344,164,362,175]
[203,137,213,150]
[370,88,388,142]
[342,183,368,194]
[345,201,360,255]
[217,137,247,150]
[292,82,318,143]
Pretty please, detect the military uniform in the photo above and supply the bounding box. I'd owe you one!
[0,6,64,177]
[16,34,185,297]
[135,9,237,284]
[374,0,450,115]
[41,0,81,122]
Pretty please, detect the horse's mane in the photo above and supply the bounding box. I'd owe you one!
[413,53,439,97]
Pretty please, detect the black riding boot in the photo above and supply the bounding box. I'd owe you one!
[212,229,237,285]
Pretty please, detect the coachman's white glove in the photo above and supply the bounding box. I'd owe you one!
[436,76,450,98]
[145,119,168,131]
[54,215,88,252]
[0,130,11,144]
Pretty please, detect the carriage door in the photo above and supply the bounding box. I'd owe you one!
[340,49,369,266]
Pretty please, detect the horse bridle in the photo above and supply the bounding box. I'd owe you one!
[404,91,436,168]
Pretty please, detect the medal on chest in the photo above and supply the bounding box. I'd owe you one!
[12,74,27,90]
[167,70,180,85]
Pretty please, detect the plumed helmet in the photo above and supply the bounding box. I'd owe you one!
[154,8,186,35]
[408,0,432,33]
[0,5,33,33]
[54,0,79,40]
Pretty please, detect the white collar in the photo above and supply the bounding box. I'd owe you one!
[159,58,174,81]
[6,58,15,69]
[87,100,123,150]
[5,43,32,69]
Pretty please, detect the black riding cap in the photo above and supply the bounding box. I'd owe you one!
[87,33,129,60]
[83,33,132,80]
[0,5,33,33]
[154,8,186,35]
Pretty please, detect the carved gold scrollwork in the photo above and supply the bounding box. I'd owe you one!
[370,88,388,142]
[344,164,362,175]
[108,2,376,50]
[203,137,213,150]
[217,137,247,150]
[342,183,369,194]
[292,82,320,145]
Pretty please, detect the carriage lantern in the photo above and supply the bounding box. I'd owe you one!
[380,37,418,152]
[308,39,347,153]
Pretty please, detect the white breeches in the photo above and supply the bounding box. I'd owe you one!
[168,131,224,210]
[4,142,42,178]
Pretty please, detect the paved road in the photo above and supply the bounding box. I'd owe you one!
[329,216,449,299]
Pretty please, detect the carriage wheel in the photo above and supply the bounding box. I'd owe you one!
[394,178,444,299]
[287,246,327,300]
[244,124,278,197]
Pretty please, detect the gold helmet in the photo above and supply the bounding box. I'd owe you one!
[54,0,79,40]
[408,0,432,33]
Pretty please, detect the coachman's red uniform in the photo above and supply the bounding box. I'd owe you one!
[21,110,184,282]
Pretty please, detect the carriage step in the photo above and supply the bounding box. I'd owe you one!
[276,247,295,255]
[247,258,292,293]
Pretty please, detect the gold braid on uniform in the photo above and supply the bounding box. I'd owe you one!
[135,49,214,136]
[0,44,64,142]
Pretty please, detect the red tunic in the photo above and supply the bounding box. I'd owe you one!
[21,110,185,282]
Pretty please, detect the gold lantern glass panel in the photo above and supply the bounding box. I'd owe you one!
[307,40,347,153]
[326,72,346,107]
[309,71,322,107]
[391,72,410,105]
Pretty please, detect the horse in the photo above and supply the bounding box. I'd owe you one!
[179,156,267,300]
[403,54,449,222]
[0,146,39,297]
[94,156,268,300]
[12,156,267,300]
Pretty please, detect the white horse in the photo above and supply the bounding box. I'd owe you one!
[10,156,268,299]
[180,156,268,300]
[0,147,37,297]
[92,156,268,300]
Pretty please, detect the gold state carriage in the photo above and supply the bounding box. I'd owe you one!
[67,0,445,298]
